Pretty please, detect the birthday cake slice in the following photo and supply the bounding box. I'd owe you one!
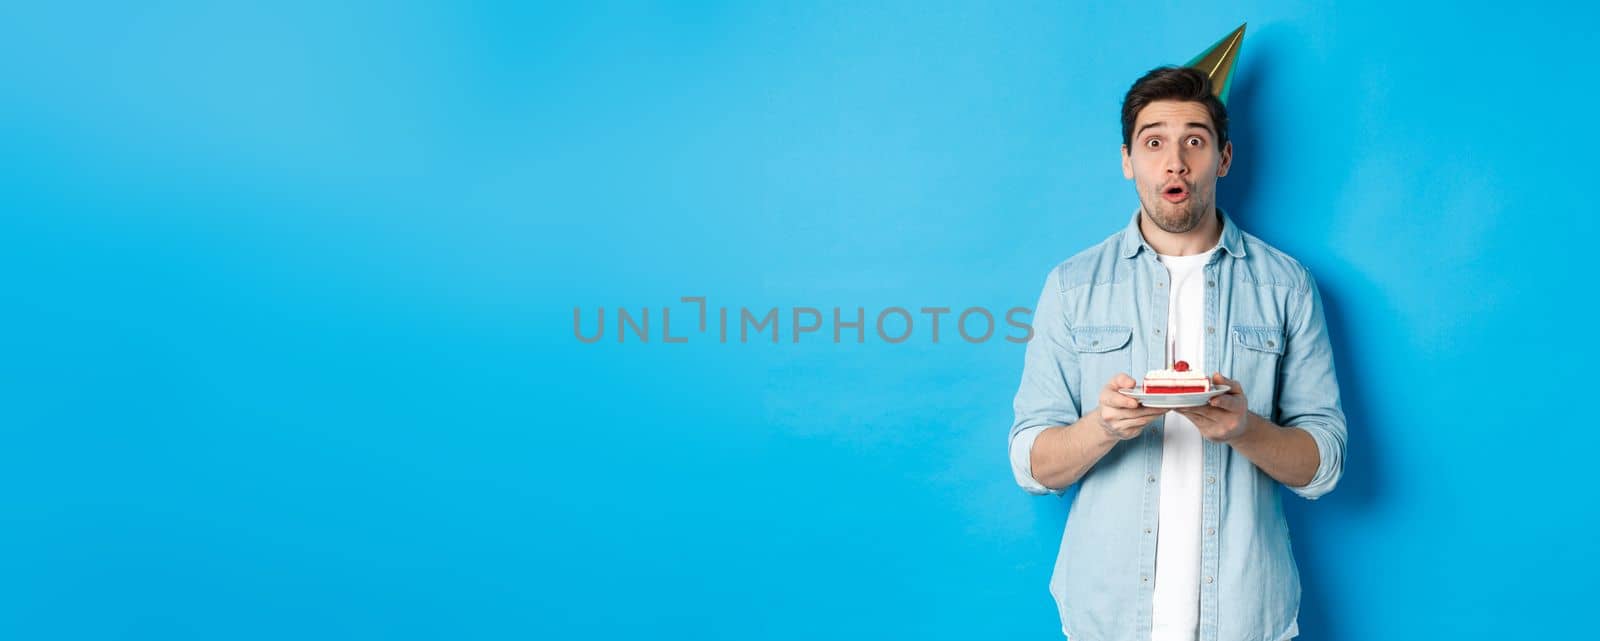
[1143,360,1210,393]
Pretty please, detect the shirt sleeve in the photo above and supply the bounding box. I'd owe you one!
[1278,268,1348,501]
[1009,266,1083,496]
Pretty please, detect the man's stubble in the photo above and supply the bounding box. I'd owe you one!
[1140,192,1210,235]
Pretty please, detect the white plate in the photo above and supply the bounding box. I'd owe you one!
[1117,385,1231,408]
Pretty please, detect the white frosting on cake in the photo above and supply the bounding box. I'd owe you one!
[1143,369,1210,390]
[1144,369,1209,380]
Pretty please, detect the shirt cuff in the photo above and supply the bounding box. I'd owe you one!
[1010,424,1064,496]
[1285,422,1343,500]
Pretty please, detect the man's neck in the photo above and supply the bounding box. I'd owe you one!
[1139,206,1223,257]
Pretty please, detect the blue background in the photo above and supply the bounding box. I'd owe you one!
[2,2,1593,639]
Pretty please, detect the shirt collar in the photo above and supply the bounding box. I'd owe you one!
[1118,206,1247,260]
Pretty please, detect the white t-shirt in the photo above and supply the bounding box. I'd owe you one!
[1149,247,1297,641]
[1150,248,1213,641]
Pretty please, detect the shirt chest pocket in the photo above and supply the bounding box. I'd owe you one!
[1231,325,1284,418]
[1070,325,1133,393]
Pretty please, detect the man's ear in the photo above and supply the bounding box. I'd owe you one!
[1121,144,1133,179]
[1217,140,1233,178]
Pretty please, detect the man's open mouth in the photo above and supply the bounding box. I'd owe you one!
[1162,184,1189,203]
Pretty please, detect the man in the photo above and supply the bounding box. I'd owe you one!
[1006,64,1347,641]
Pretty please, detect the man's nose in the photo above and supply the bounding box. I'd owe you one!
[1165,149,1188,175]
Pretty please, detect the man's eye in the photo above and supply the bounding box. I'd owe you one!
[1145,139,1160,148]
[1187,137,1203,146]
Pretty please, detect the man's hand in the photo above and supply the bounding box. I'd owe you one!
[1097,373,1168,441]
[1176,373,1254,442]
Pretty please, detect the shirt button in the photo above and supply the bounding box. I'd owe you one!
[1205,576,1214,584]
[1206,476,1216,484]
[1207,527,1216,536]
[1207,280,1215,287]
[1267,340,1276,348]
[1154,329,1162,335]
[1157,281,1164,288]
[1206,326,1215,335]
[1145,528,1152,534]
[1147,475,1156,483]
[1142,575,1149,583]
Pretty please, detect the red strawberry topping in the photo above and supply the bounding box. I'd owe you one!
[1173,360,1190,372]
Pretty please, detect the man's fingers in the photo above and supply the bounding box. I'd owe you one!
[1112,373,1137,390]
[1103,390,1142,409]
[1100,391,1139,407]
[1209,394,1243,411]
[1107,407,1166,429]
[1104,403,1168,419]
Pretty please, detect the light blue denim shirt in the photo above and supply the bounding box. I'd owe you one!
[1008,208,1346,641]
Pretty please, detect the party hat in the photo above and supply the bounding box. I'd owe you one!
[1185,23,1246,105]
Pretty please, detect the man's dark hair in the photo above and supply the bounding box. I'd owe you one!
[1120,66,1230,149]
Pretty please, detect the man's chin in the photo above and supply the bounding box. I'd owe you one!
[1144,202,1205,234]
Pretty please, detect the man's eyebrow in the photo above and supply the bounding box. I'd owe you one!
[1134,121,1216,138]
[1134,121,1166,138]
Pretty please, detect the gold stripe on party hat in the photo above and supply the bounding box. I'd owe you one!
[1185,23,1246,105]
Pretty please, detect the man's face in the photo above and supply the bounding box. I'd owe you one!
[1121,100,1233,234]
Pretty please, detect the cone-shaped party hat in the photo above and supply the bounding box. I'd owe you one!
[1185,23,1246,105]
